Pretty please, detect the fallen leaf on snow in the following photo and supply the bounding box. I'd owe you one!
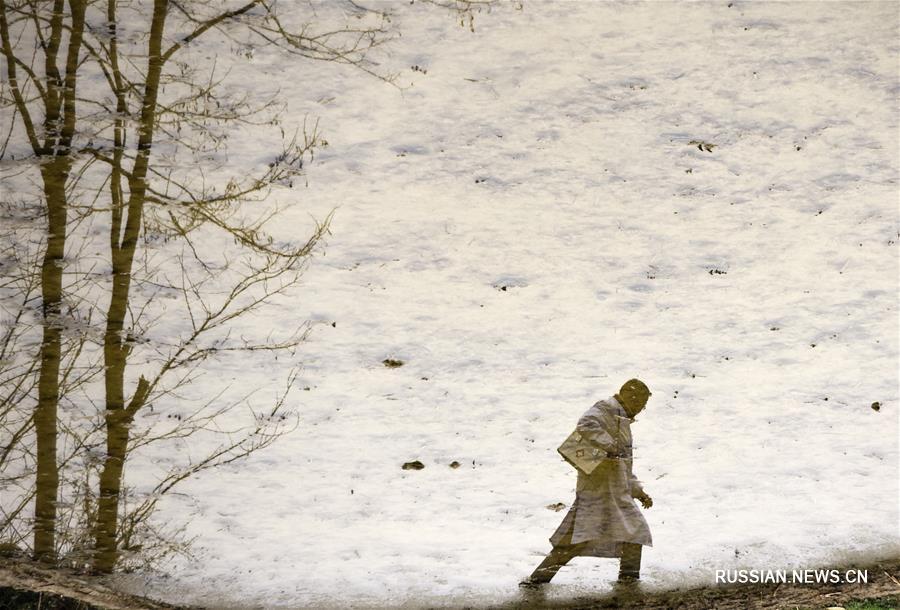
[688,139,717,152]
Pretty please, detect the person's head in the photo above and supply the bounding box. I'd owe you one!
[617,378,651,418]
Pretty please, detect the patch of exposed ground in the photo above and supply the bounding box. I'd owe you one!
[0,557,177,610]
[1,556,898,609]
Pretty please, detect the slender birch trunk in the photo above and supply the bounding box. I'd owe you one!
[19,0,87,562]
[92,0,168,573]
[32,159,70,562]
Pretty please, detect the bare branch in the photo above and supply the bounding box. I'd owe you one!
[161,0,264,64]
[0,1,41,153]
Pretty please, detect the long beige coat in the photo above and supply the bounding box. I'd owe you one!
[549,397,652,556]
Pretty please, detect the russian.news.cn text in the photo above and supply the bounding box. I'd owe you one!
[715,569,868,585]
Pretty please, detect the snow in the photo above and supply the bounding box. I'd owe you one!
[103,1,899,607]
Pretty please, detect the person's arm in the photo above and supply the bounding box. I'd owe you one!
[575,405,619,456]
[630,473,653,508]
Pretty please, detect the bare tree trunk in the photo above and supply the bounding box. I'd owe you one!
[33,159,70,562]
[93,0,168,573]
[29,0,88,563]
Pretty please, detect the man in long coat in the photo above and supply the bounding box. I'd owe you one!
[523,378,654,585]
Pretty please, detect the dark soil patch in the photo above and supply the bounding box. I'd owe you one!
[1,586,101,609]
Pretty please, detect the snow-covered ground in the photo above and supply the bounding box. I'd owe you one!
[119,1,898,607]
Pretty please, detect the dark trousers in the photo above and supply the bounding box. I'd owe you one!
[528,542,642,583]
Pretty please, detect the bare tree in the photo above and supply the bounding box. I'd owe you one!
[0,0,90,562]
[0,193,101,558]
[1,0,496,573]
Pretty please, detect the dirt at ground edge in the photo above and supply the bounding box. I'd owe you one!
[1,556,899,609]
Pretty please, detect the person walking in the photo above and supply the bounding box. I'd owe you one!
[522,379,654,586]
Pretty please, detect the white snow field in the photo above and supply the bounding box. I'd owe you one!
[121,1,899,608]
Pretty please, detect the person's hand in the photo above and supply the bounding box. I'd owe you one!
[636,492,653,509]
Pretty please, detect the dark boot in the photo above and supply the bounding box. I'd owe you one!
[618,543,642,581]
